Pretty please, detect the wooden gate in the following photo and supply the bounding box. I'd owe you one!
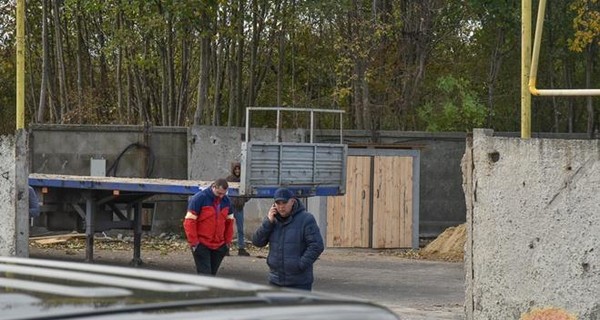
[372,156,413,248]
[326,150,418,249]
[326,156,371,247]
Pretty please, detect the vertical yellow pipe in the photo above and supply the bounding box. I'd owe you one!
[16,0,25,130]
[521,0,532,139]
[529,0,546,95]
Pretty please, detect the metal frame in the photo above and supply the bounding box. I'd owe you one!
[528,0,600,97]
[244,107,345,144]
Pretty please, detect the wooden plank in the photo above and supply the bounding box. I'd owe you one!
[372,156,413,248]
[327,156,371,247]
[373,157,393,248]
[326,193,343,247]
[34,239,68,245]
[30,233,86,241]
[401,157,414,247]
[31,232,86,245]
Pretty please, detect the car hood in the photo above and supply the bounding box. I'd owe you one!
[0,257,398,320]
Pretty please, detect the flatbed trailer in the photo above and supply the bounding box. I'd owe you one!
[28,173,345,265]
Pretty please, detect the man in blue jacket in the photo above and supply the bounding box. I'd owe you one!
[252,187,324,291]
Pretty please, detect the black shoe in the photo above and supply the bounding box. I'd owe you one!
[238,248,250,256]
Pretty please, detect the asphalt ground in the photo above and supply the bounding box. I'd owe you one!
[29,243,465,320]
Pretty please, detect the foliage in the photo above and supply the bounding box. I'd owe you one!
[0,0,597,134]
[417,76,486,132]
[0,46,16,135]
[568,0,600,52]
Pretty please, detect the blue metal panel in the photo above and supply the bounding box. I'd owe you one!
[249,186,342,198]
[28,174,341,198]
[28,175,206,195]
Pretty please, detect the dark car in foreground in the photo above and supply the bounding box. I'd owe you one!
[0,256,399,320]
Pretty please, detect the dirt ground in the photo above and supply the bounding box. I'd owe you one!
[28,227,467,320]
[29,222,467,266]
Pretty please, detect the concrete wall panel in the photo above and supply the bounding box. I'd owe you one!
[30,125,188,235]
[465,129,600,319]
[31,125,187,178]
[0,135,16,256]
[0,131,28,257]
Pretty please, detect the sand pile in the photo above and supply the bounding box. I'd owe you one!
[420,223,466,262]
[520,307,577,320]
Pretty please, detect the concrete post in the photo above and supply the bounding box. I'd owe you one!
[0,130,29,257]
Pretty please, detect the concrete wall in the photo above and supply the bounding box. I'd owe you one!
[0,131,29,257]
[29,124,471,239]
[188,126,306,180]
[0,134,17,255]
[30,125,188,233]
[463,129,600,319]
[31,124,187,178]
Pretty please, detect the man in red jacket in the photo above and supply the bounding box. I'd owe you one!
[183,178,233,275]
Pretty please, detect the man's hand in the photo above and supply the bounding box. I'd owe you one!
[267,204,277,223]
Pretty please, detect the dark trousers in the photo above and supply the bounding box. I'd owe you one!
[192,243,228,275]
[269,281,312,291]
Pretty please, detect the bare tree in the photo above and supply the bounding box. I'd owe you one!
[195,23,211,125]
[52,0,68,120]
[585,45,596,138]
[37,0,49,123]
[176,27,192,126]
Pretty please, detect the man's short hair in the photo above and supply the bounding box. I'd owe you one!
[213,178,229,190]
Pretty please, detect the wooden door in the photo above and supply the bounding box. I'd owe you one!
[326,156,371,247]
[372,156,413,248]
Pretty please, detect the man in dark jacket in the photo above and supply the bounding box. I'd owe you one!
[183,178,233,275]
[252,187,324,291]
[226,162,251,256]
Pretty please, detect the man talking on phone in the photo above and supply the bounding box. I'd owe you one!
[252,187,324,291]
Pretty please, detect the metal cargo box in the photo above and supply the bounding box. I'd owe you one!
[240,141,347,197]
[239,107,347,198]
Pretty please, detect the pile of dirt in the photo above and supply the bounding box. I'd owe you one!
[420,223,466,262]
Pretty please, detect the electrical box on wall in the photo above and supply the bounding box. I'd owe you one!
[90,157,106,176]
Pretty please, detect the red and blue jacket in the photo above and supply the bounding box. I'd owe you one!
[183,187,234,250]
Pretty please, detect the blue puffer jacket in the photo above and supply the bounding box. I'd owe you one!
[252,199,324,286]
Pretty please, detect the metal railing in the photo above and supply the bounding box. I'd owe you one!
[244,107,345,144]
